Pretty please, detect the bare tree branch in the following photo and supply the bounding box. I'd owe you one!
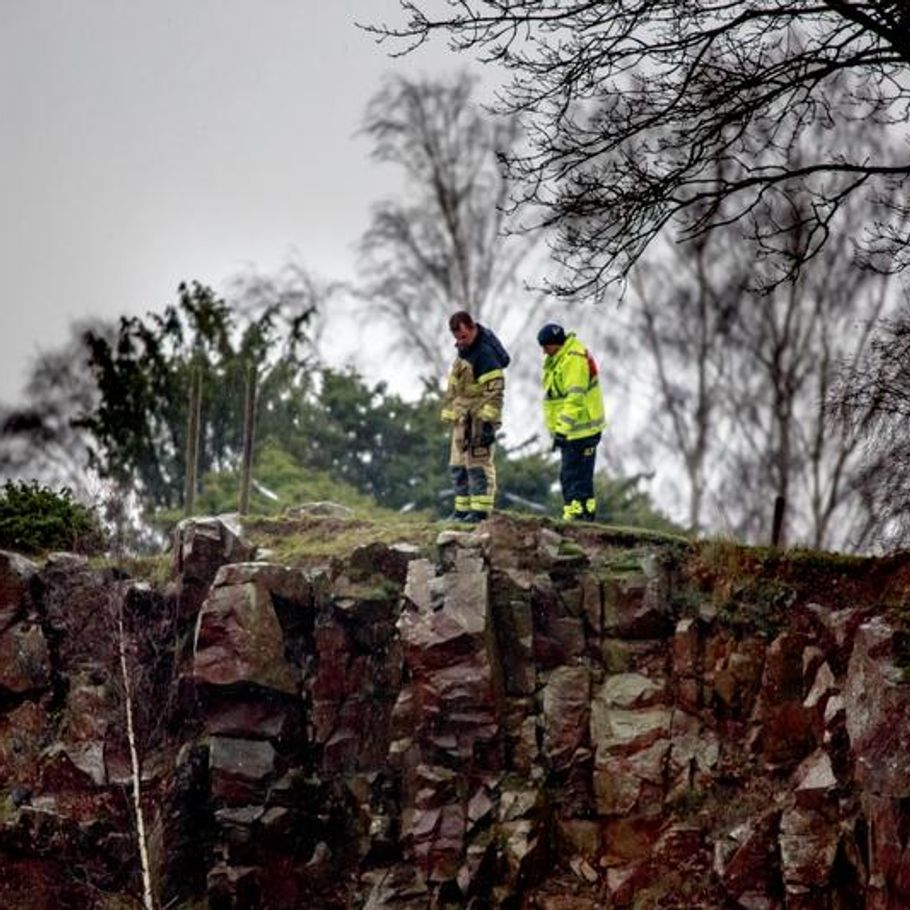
[367,2,910,297]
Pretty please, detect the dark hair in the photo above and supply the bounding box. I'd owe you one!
[449,310,475,332]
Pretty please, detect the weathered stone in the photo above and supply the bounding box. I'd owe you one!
[212,561,312,603]
[209,736,276,779]
[174,515,256,617]
[672,616,701,677]
[667,710,719,801]
[793,749,838,809]
[804,660,837,711]
[602,566,672,639]
[599,815,664,866]
[362,863,430,909]
[0,701,52,785]
[0,620,51,693]
[531,578,587,668]
[193,579,298,694]
[579,573,603,637]
[492,580,536,696]
[805,602,872,668]
[0,550,38,631]
[541,665,591,769]
[862,793,910,907]
[8,510,910,908]
[601,636,668,675]
[62,668,112,741]
[712,644,765,718]
[403,558,437,612]
[38,741,106,789]
[714,811,782,908]
[349,541,422,584]
[591,675,672,762]
[556,819,601,859]
[845,617,910,796]
[598,672,663,709]
[503,699,539,775]
[175,514,255,575]
[593,738,669,815]
[752,633,817,768]
[499,818,545,887]
[779,803,841,893]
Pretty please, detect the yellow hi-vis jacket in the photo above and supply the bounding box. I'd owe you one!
[542,333,606,441]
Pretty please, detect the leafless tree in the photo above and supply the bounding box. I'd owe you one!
[366,3,910,298]
[832,299,910,548]
[626,225,745,534]
[356,71,549,382]
[226,259,338,356]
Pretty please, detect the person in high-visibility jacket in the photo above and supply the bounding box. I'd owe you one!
[440,310,510,522]
[537,322,606,521]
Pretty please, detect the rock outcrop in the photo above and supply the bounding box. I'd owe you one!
[1,515,910,908]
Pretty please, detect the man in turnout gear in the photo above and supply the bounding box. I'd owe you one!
[441,311,510,522]
[538,322,606,521]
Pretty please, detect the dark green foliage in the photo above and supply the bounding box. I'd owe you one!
[190,442,396,520]
[77,281,313,510]
[0,480,104,554]
[495,452,553,513]
[263,369,451,515]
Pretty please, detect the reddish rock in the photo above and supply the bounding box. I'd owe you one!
[542,665,591,770]
[603,568,672,639]
[174,515,256,618]
[193,580,299,695]
[0,620,50,694]
[0,550,37,631]
[0,700,53,785]
[714,810,783,908]
[779,803,841,895]
[531,578,587,668]
[845,617,910,795]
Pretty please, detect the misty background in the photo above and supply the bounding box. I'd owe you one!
[0,1,491,398]
[3,1,909,555]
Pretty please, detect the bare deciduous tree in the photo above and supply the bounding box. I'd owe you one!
[357,72,549,380]
[626,224,744,533]
[833,301,910,548]
[367,3,910,297]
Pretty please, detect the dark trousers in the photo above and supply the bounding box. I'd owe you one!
[560,434,600,520]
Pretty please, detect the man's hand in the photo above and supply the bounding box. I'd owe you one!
[551,433,567,450]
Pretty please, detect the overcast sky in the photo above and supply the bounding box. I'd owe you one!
[0,1,473,404]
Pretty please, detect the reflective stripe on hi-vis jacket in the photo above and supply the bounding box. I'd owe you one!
[441,325,509,426]
[542,333,606,441]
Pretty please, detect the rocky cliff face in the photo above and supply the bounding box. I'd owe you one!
[2,513,910,909]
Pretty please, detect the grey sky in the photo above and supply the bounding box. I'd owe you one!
[0,1,465,403]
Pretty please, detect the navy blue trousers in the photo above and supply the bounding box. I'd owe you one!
[559,434,600,520]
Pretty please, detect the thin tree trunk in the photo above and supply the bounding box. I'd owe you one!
[116,592,155,910]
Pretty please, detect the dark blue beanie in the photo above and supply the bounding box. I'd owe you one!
[537,323,566,346]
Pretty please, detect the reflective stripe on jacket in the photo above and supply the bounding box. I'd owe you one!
[542,333,605,441]
[441,325,509,425]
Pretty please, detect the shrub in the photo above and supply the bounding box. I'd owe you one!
[0,480,105,555]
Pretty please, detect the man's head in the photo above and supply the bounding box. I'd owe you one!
[449,310,478,351]
[537,322,566,356]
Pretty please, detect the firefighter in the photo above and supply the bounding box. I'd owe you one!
[440,311,510,522]
[537,322,605,521]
